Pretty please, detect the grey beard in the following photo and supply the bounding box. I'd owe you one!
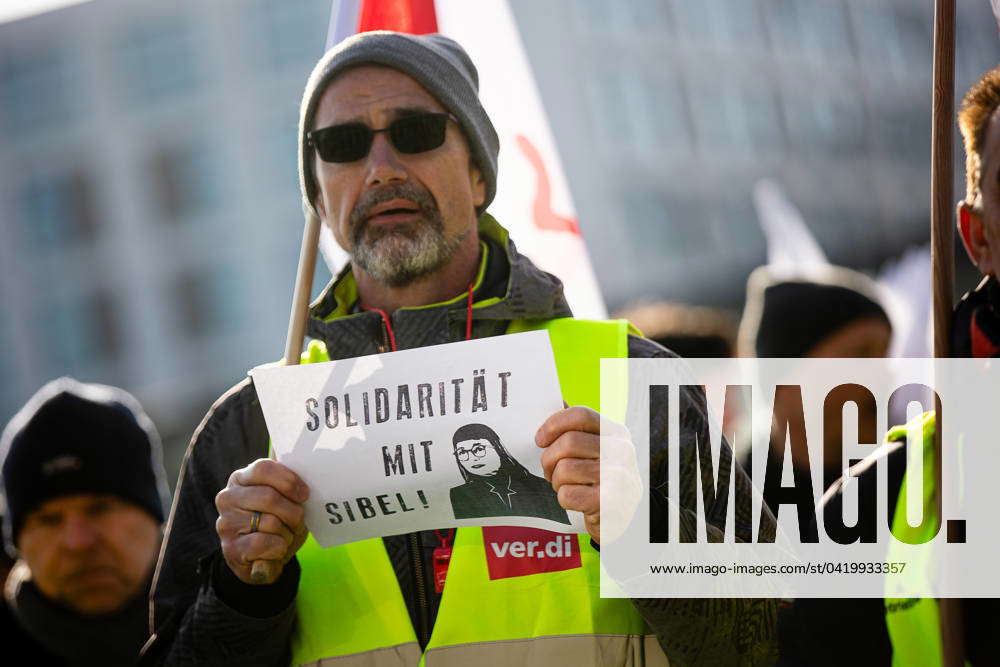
[353,221,469,287]
[349,184,468,288]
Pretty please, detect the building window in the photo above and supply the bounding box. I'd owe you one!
[246,0,328,73]
[644,72,693,157]
[782,83,866,157]
[170,265,241,339]
[672,0,765,50]
[850,4,931,79]
[689,80,757,155]
[872,104,930,163]
[719,0,767,50]
[585,71,630,154]
[17,168,99,250]
[148,141,221,222]
[44,287,122,375]
[670,0,723,47]
[0,46,81,135]
[172,270,213,339]
[626,193,712,260]
[572,0,620,36]
[259,115,300,201]
[116,19,199,104]
[766,0,852,62]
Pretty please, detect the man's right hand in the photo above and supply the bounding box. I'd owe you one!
[215,459,310,585]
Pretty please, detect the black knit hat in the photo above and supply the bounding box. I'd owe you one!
[0,378,169,554]
[738,266,893,358]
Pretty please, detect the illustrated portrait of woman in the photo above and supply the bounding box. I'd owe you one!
[449,422,570,524]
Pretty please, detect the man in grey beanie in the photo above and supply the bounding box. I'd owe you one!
[146,31,776,666]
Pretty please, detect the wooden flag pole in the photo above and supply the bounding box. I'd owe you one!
[282,212,324,367]
[932,0,956,360]
[250,211,323,584]
[930,0,962,664]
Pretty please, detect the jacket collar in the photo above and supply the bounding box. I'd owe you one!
[305,214,572,359]
[5,560,151,664]
[952,275,1000,358]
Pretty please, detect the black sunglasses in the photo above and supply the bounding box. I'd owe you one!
[307,112,456,163]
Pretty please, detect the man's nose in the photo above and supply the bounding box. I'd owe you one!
[364,132,408,188]
[59,514,99,551]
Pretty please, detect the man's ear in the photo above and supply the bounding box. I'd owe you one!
[958,201,992,274]
[469,162,486,209]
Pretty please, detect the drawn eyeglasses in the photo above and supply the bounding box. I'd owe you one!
[455,444,488,461]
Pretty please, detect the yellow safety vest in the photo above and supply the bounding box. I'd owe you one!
[290,318,668,666]
[884,412,947,667]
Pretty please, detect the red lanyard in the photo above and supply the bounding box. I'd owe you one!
[361,284,475,593]
[432,529,455,594]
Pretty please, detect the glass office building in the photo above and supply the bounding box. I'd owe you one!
[1,0,996,472]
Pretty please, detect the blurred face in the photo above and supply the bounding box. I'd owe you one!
[810,319,890,463]
[17,494,161,616]
[454,438,502,477]
[311,65,485,287]
[770,318,892,465]
[959,108,1000,277]
[806,318,892,358]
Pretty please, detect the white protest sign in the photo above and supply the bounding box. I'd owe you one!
[250,331,585,547]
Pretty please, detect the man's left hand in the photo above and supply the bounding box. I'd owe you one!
[536,406,601,544]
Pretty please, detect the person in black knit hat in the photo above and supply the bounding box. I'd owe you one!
[0,377,170,666]
[737,265,893,361]
[736,266,894,666]
[735,264,893,543]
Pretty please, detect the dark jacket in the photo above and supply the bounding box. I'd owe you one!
[449,471,570,524]
[5,561,150,666]
[143,216,777,667]
[777,276,1000,666]
[1,588,64,667]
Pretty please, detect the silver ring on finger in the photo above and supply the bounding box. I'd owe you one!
[249,510,262,534]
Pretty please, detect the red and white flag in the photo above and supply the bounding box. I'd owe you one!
[320,0,607,319]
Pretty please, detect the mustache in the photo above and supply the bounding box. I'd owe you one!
[349,183,438,238]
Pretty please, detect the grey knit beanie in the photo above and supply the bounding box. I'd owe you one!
[298,31,499,218]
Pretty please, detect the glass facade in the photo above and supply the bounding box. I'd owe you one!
[17,167,99,250]
[513,0,1000,309]
[42,287,121,377]
[147,140,222,223]
[246,0,329,72]
[0,0,997,462]
[0,46,82,135]
[116,18,201,104]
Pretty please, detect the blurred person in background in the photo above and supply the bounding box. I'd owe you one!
[781,63,1000,667]
[736,266,892,665]
[614,300,738,358]
[0,378,170,666]
[737,264,893,522]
